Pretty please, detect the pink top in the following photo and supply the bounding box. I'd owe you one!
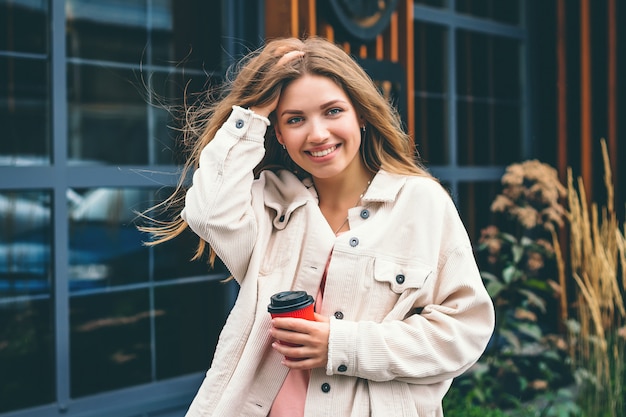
[268,257,330,417]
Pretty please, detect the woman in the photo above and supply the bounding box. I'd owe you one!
[146,37,494,417]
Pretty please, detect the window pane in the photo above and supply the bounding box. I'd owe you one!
[456,0,520,25]
[0,190,53,413]
[414,22,447,165]
[0,190,52,295]
[68,187,218,290]
[457,181,501,244]
[457,31,521,100]
[70,289,151,397]
[0,57,50,165]
[457,100,521,166]
[66,0,222,70]
[0,298,54,413]
[69,187,151,290]
[415,96,447,165]
[155,280,232,379]
[0,0,48,54]
[66,0,148,62]
[456,30,521,166]
[151,0,223,71]
[67,65,148,165]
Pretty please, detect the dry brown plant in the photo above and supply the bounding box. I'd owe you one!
[565,139,625,416]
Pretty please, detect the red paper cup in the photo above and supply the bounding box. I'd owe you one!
[268,291,315,321]
[268,291,315,359]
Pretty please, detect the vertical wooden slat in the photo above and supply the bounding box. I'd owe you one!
[397,0,415,140]
[556,0,568,184]
[359,44,368,59]
[376,35,384,60]
[265,0,294,39]
[580,0,592,197]
[323,23,334,42]
[389,12,399,62]
[607,0,617,188]
[290,0,299,37]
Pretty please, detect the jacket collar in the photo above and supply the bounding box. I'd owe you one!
[263,169,406,208]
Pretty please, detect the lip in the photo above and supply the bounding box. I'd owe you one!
[305,144,340,159]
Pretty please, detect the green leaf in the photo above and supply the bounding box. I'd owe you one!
[512,245,525,263]
[516,322,543,341]
[517,289,547,312]
[486,281,504,297]
[503,265,520,284]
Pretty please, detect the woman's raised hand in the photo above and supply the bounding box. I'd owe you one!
[250,50,305,118]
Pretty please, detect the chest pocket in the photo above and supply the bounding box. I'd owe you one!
[374,258,432,291]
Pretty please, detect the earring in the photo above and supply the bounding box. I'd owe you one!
[361,125,366,133]
[281,144,286,150]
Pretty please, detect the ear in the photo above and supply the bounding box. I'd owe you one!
[274,126,284,144]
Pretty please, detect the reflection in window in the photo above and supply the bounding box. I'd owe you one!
[70,289,152,397]
[66,0,222,70]
[0,190,52,295]
[0,57,50,166]
[68,187,216,291]
[67,65,148,165]
[0,0,48,53]
[0,190,53,413]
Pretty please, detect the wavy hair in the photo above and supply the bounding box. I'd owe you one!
[142,37,432,264]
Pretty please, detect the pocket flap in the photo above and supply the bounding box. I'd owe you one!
[373,258,432,293]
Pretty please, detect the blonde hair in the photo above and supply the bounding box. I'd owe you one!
[142,37,431,263]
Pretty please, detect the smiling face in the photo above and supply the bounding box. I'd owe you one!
[274,74,365,182]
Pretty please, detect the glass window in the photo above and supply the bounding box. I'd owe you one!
[70,289,152,397]
[67,65,149,165]
[414,22,448,165]
[154,280,232,379]
[457,181,501,244]
[68,187,215,291]
[456,0,521,25]
[0,190,54,413]
[0,190,52,295]
[66,0,149,62]
[456,30,521,166]
[0,0,48,53]
[0,57,50,165]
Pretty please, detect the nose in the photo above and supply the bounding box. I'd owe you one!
[307,118,329,143]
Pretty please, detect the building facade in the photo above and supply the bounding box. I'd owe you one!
[0,1,623,416]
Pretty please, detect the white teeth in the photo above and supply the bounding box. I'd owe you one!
[310,146,336,157]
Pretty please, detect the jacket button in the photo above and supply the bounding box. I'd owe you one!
[321,383,331,393]
[334,311,344,320]
[235,119,244,128]
[349,237,359,247]
[338,364,347,372]
[279,214,285,222]
[396,274,405,284]
[360,209,370,219]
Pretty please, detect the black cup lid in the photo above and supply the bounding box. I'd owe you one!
[268,291,314,313]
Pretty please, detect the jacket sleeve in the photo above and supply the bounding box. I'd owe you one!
[180,106,270,282]
[326,226,495,385]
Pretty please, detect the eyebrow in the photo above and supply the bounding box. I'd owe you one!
[279,99,349,117]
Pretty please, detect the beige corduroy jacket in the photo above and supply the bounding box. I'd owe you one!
[180,106,495,417]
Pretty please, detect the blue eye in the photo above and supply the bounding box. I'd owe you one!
[328,108,342,115]
[287,116,303,124]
